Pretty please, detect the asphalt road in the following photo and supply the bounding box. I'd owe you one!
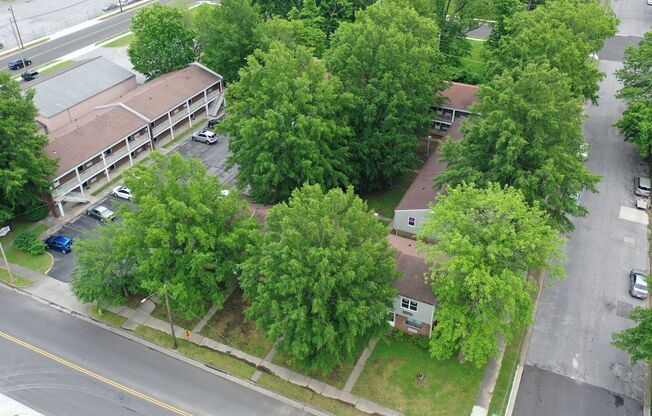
[0,289,307,416]
[513,2,651,414]
[0,1,165,72]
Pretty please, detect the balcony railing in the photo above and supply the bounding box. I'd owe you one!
[152,121,171,137]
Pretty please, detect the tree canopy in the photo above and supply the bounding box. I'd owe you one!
[436,63,599,232]
[613,306,652,364]
[486,0,617,103]
[0,72,57,224]
[326,1,444,191]
[72,153,258,318]
[615,32,652,157]
[241,184,399,373]
[193,0,262,83]
[128,4,198,81]
[418,183,563,366]
[256,16,326,57]
[222,42,351,203]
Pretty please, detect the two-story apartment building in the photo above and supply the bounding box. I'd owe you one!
[393,82,479,236]
[37,60,225,216]
[389,234,436,337]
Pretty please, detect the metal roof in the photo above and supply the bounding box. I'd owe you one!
[31,57,135,118]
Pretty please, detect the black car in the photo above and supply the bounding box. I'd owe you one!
[21,70,38,81]
[8,58,32,70]
[207,116,225,129]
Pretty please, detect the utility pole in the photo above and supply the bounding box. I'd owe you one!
[8,6,24,49]
[8,19,27,67]
[163,285,178,349]
[0,227,15,285]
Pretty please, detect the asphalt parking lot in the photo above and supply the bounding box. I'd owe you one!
[175,133,238,187]
[46,195,129,282]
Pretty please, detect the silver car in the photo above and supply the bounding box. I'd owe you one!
[87,205,115,222]
[634,176,650,197]
[629,269,648,299]
[191,129,219,144]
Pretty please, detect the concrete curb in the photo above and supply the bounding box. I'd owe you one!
[0,281,332,416]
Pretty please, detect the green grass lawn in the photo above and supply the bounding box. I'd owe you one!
[272,343,363,390]
[187,3,215,24]
[150,298,205,330]
[89,305,128,328]
[0,221,37,245]
[199,288,273,358]
[103,33,134,48]
[362,170,421,219]
[461,39,486,80]
[5,246,52,274]
[38,60,74,76]
[488,327,526,415]
[352,334,485,416]
[257,373,368,416]
[0,268,33,287]
[134,325,256,379]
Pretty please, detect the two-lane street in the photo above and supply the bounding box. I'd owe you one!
[0,289,307,416]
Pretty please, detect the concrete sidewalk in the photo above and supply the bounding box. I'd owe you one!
[0,261,403,416]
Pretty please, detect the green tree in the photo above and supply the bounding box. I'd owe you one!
[0,72,57,224]
[418,183,563,366]
[487,0,617,103]
[222,42,351,203]
[120,153,257,318]
[256,16,326,57]
[326,1,444,191]
[194,0,262,83]
[487,0,522,49]
[615,32,652,156]
[613,306,652,364]
[128,4,198,81]
[241,184,399,372]
[71,224,139,309]
[436,64,599,232]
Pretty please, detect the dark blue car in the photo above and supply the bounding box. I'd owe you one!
[44,236,73,254]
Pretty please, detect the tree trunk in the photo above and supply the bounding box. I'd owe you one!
[457,349,466,364]
[165,292,178,349]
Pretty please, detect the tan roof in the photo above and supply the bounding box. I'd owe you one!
[121,64,221,120]
[389,235,435,305]
[439,81,479,111]
[46,107,146,177]
[395,119,464,211]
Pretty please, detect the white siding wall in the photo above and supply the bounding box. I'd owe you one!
[394,209,430,236]
[391,295,435,326]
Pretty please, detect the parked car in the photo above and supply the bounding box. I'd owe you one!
[578,143,590,161]
[119,0,134,5]
[21,70,38,82]
[634,176,651,197]
[570,190,582,205]
[112,185,132,200]
[7,58,32,70]
[87,205,115,222]
[191,129,219,144]
[629,269,648,299]
[648,0,652,6]
[102,3,118,11]
[207,117,224,129]
[44,235,73,254]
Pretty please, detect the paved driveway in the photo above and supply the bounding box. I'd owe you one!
[175,134,238,187]
[46,196,129,282]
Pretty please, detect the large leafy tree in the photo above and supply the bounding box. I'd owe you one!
[0,73,57,224]
[119,153,256,318]
[418,183,563,366]
[615,32,652,157]
[436,64,599,232]
[487,0,617,103]
[241,184,399,372]
[71,224,140,309]
[613,306,652,364]
[326,1,444,191]
[193,0,262,83]
[222,42,351,203]
[256,16,326,57]
[128,4,198,81]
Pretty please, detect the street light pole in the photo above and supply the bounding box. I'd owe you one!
[164,290,178,349]
[0,227,15,285]
[8,19,26,66]
[8,6,24,49]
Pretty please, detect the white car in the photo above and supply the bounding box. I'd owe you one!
[112,186,132,200]
[191,129,219,144]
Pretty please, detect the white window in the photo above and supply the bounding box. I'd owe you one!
[408,217,416,227]
[406,318,423,329]
[401,298,418,312]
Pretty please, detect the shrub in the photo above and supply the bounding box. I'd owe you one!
[14,232,46,255]
[24,204,49,222]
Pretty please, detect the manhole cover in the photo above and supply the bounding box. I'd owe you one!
[617,301,633,319]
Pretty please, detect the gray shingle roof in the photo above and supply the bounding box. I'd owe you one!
[32,57,135,118]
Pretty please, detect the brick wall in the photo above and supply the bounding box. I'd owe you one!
[394,314,431,338]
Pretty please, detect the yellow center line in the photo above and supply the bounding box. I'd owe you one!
[0,330,192,416]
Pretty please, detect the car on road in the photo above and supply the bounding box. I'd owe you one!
[102,3,118,11]
[112,186,132,200]
[648,0,652,6]
[21,70,38,82]
[629,269,648,299]
[191,129,219,144]
[634,176,651,197]
[87,205,115,222]
[44,236,73,254]
[8,58,32,70]
[119,0,134,5]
